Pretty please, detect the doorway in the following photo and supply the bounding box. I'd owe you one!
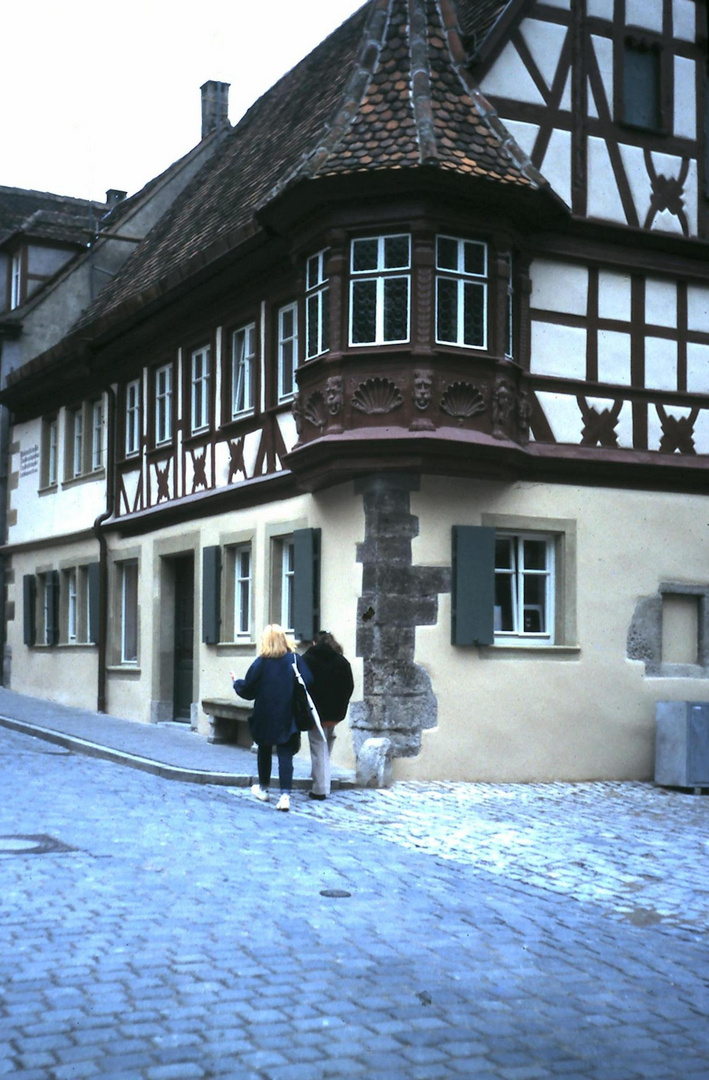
[172,555,194,721]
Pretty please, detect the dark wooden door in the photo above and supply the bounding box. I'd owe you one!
[173,556,194,720]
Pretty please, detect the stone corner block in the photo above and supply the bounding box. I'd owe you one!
[356,736,393,788]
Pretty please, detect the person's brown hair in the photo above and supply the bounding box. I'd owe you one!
[259,624,294,658]
[313,630,343,654]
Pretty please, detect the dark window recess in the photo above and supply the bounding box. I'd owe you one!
[46,571,60,647]
[623,41,661,130]
[292,528,321,643]
[23,575,36,647]
[451,526,495,646]
[88,563,100,645]
[202,546,221,645]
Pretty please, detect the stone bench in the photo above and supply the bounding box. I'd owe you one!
[201,698,252,745]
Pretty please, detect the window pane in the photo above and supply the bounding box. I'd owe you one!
[122,562,138,663]
[523,539,548,571]
[280,341,294,396]
[437,277,458,342]
[495,538,513,569]
[494,573,515,631]
[383,276,409,341]
[307,294,319,357]
[463,281,486,347]
[523,575,546,633]
[624,44,660,129]
[352,238,378,272]
[352,279,377,343]
[321,288,330,352]
[464,241,486,276]
[437,236,458,271]
[306,255,319,291]
[384,234,410,269]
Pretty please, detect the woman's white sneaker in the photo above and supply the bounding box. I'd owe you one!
[251,785,269,802]
[276,793,290,812]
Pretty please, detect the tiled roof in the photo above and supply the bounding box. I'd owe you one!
[0,186,105,248]
[72,0,542,339]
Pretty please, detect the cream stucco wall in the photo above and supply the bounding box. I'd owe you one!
[390,476,709,782]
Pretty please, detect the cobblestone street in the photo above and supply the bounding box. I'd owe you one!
[1,724,708,1079]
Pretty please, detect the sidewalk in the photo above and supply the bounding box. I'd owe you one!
[0,686,355,790]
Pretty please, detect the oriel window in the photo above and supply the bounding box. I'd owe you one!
[436,236,487,349]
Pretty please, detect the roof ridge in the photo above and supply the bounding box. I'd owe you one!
[410,0,438,165]
[260,0,393,205]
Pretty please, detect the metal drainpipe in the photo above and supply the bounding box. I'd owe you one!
[92,383,116,714]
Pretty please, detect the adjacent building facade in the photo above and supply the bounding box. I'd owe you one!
[2,0,708,782]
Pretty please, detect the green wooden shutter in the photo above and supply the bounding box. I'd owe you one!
[202,546,221,645]
[87,563,100,645]
[451,526,495,646]
[293,528,321,642]
[46,570,60,646]
[23,575,36,647]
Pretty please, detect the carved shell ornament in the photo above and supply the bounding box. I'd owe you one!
[440,381,486,424]
[351,377,404,415]
[304,391,328,433]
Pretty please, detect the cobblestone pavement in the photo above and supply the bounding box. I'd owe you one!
[1,725,708,1080]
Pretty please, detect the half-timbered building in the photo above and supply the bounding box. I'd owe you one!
[2,0,708,782]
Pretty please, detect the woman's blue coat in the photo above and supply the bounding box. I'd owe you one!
[233,652,313,746]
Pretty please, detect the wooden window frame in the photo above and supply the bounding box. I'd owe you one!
[124,379,141,458]
[189,345,212,435]
[153,363,174,447]
[277,302,299,402]
[305,248,330,359]
[230,322,256,419]
[349,233,411,347]
[435,235,488,350]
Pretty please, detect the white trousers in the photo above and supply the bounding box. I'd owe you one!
[308,725,336,796]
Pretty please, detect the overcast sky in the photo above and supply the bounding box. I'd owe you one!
[2,0,364,203]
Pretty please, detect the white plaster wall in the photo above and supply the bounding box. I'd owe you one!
[598,270,632,321]
[590,35,613,110]
[520,20,568,91]
[530,259,588,314]
[687,284,709,330]
[496,118,539,160]
[645,337,678,391]
[588,138,627,222]
[673,0,696,40]
[626,0,663,32]
[597,329,632,384]
[8,542,100,711]
[674,57,697,140]
[687,343,709,392]
[9,418,105,546]
[480,42,545,105]
[530,322,587,378]
[587,0,613,19]
[397,476,709,783]
[539,128,572,207]
[645,278,677,326]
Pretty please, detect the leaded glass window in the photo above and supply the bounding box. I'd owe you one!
[436,236,487,349]
[350,234,410,345]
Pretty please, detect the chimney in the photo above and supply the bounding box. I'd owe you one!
[106,189,127,207]
[200,80,230,139]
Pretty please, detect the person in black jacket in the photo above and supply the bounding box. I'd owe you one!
[303,631,354,800]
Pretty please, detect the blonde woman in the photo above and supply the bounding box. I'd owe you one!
[231,624,313,811]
